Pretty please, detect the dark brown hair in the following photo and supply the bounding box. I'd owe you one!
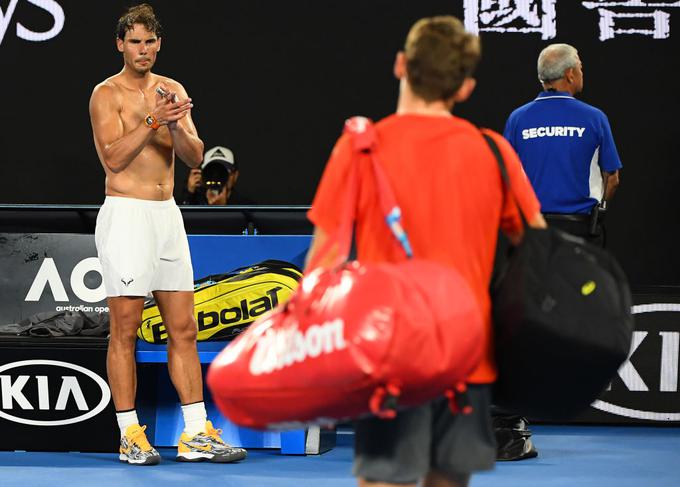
[116,4,162,40]
[404,16,481,102]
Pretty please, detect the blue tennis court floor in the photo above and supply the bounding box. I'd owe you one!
[0,425,677,486]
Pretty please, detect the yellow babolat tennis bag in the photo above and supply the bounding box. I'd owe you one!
[137,260,303,343]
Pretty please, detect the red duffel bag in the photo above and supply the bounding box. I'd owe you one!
[207,117,484,430]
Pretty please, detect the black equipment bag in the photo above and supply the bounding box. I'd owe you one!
[483,133,634,421]
[492,414,538,461]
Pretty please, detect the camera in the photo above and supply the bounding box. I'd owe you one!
[202,161,231,196]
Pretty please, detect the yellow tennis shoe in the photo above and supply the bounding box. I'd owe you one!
[176,420,247,463]
[119,424,161,465]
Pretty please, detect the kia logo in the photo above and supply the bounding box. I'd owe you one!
[592,303,680,421]
[0,360,111,426]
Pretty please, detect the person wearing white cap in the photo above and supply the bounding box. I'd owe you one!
[202,146,239,205]
[178,146,239,205]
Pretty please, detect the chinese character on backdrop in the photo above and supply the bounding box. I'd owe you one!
[463,0,558,39]
[582,1,680,40]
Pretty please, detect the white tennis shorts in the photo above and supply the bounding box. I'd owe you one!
[95,196,194,297]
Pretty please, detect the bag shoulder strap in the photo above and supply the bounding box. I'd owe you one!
[480,131,510,187]
[480,130,529,228]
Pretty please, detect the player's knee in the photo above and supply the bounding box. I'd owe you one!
[167,316,198,344]
[109,321,139,347]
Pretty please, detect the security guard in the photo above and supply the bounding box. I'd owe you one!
[504,43,622,247]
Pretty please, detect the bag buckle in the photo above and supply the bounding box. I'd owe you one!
[369,383,401,419]
[344,116,376,152]
[446,383,473,415]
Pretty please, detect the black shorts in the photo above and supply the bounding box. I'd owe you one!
[352,385,496,484]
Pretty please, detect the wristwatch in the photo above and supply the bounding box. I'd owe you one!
[144,113,161,130]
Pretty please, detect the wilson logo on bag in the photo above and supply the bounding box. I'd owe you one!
[249,318,347,375]
[137,260,302,343]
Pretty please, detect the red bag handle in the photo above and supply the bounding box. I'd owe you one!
[345,117,414,258]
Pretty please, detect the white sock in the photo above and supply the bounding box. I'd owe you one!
[116,409,139,437]
[182,401,207,437]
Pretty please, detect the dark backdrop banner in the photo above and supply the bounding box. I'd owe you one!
[0,1,678,286]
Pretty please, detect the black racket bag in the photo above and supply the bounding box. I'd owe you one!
[483,133,634,420]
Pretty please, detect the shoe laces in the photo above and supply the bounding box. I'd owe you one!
[205,423,225,445]
[129,425,153,451]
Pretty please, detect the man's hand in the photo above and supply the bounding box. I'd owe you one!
[155,82,203,167]
[152,85,192,127]
[187,168,202,194]
[206,185,228,205]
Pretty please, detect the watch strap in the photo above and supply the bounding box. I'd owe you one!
[145,114,161,130]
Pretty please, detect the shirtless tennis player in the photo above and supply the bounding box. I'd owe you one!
[89,4,246,465]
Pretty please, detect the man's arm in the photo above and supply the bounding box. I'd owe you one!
[304,227,341,272]
[504,213,547,246]
[89,84,154,173]
[597,113,622,202]
[604,170,620,201]
[89,83,193,173]
[166,83,204,168]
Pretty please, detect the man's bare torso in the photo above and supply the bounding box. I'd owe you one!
[92,73,180,201]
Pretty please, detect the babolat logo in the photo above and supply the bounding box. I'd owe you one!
[591,303,680,422]
[197,287,282,332]
[249,319,347,376]
[0,360,111,426]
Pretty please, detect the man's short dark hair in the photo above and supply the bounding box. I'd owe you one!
[405,16,481,102]
[116,4,162,40]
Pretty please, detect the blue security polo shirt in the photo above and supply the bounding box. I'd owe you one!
[504,91,622,214]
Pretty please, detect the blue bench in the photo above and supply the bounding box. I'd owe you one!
[136,340,311,454]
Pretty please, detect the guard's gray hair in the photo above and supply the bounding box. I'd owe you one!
[537,44,579,83]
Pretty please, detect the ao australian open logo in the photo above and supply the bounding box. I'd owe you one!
[592,304,680,422]
[0,360,111,426]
